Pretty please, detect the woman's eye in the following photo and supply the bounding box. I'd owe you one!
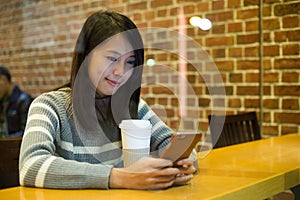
[107,56,117,62]
[127,59,136,66]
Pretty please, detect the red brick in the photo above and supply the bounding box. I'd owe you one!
[171,98,179,107]
[282,72,299,83]
[154,53,168,61]
[144,11,155,19]
[283,44,299,56]
[198,121,209,131]
[204,86,228,95]
[237,33,259,44]
[207,11,233,21]
[237,60,259,70]
[151,0,173,7]
[263,86,271,95]
[264,45,280,56]
[228,0,241,8]
[165,108,175,117]
[197,2,209,12]
[237,8,258,19]
[245,46,259,57]
[229,47,243,57]
[158,75,169,84]
[157,9,167,18]
[263,4,272,16]
[229,73,243,83]
[192,86,204,96]
[152,86,173,95]
[263,18,280,30]
[127,2,147,10]
[263,99,279,109]
[263,126,279,135]
[282,99,299,110]
[263,32,271,43]
[264,72,279,83]
[275,113,300,124]
[275,30,300,42]
[213,24,225,34]
[244,0,259,6]
[228,22,243,32]
[183,5,195,14]
[237,86,259,95]
[54,70,68,77]
[212,48,225,58]
[281,126,298,134]
[169,120,179,130]
[282,16,299,28]
[274,85,300,96]
[246,73,259,82]
[215,61,234,71]
[275,58,300,69]
[187,74,196,83]
[185,108,201,118]
[151,19,174,28]
[213,98,226,107]
[263,113,271,123]
[245,98,259,108]
[274,2,300,16]
[246,20,258,31]
[141,87,149,94]
[206,36,234,46]
[212,0,224,10]
[228,98,241,108]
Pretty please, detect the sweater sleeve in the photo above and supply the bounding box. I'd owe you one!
[138,99,199,168]
[138,99,173,154]
[19,92,113,189]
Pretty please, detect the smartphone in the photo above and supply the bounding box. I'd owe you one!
[160,132,201,165]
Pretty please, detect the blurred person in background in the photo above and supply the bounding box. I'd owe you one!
[0,65,33,137]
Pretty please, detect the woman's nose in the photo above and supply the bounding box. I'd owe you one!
[113,60,125,76]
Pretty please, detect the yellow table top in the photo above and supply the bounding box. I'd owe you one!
[1,133,300,200]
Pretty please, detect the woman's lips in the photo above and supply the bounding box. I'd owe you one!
[105,78,121,87]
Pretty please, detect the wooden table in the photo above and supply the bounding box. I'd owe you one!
[1,134,299,200]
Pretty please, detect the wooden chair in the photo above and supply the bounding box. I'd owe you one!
[208,112,261,149]
[0,137,22,188]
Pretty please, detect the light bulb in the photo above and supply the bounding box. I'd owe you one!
[189,16,202,27]
[199,18,212,30]
[146,58,155,67]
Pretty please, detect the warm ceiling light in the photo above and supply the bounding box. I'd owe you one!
[189,16,212,31]
[146,58,155,67]
[189,16,202,27]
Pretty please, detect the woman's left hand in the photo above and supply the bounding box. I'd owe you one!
[172,158,196,186]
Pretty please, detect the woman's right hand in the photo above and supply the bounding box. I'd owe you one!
[109,157,180,189]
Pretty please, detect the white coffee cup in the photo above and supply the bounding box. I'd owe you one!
[119,119,152,167]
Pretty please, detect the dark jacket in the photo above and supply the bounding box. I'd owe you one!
[5,85,33,137]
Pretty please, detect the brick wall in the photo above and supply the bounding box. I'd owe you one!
[0,0,299,138]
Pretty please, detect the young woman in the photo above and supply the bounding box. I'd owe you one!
[19,10,197,190]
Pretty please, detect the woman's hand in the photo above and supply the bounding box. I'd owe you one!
[109,157,180,190]
[172,158,196,186]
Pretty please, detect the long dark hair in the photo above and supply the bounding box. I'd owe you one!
[70,11,144,136]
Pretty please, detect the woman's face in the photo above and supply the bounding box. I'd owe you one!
[88,34,136,96]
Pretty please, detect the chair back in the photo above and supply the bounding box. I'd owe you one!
[209,112,261,149]
[0,137,22,188]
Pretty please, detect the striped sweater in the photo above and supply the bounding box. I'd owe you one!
[19,89,178,189]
